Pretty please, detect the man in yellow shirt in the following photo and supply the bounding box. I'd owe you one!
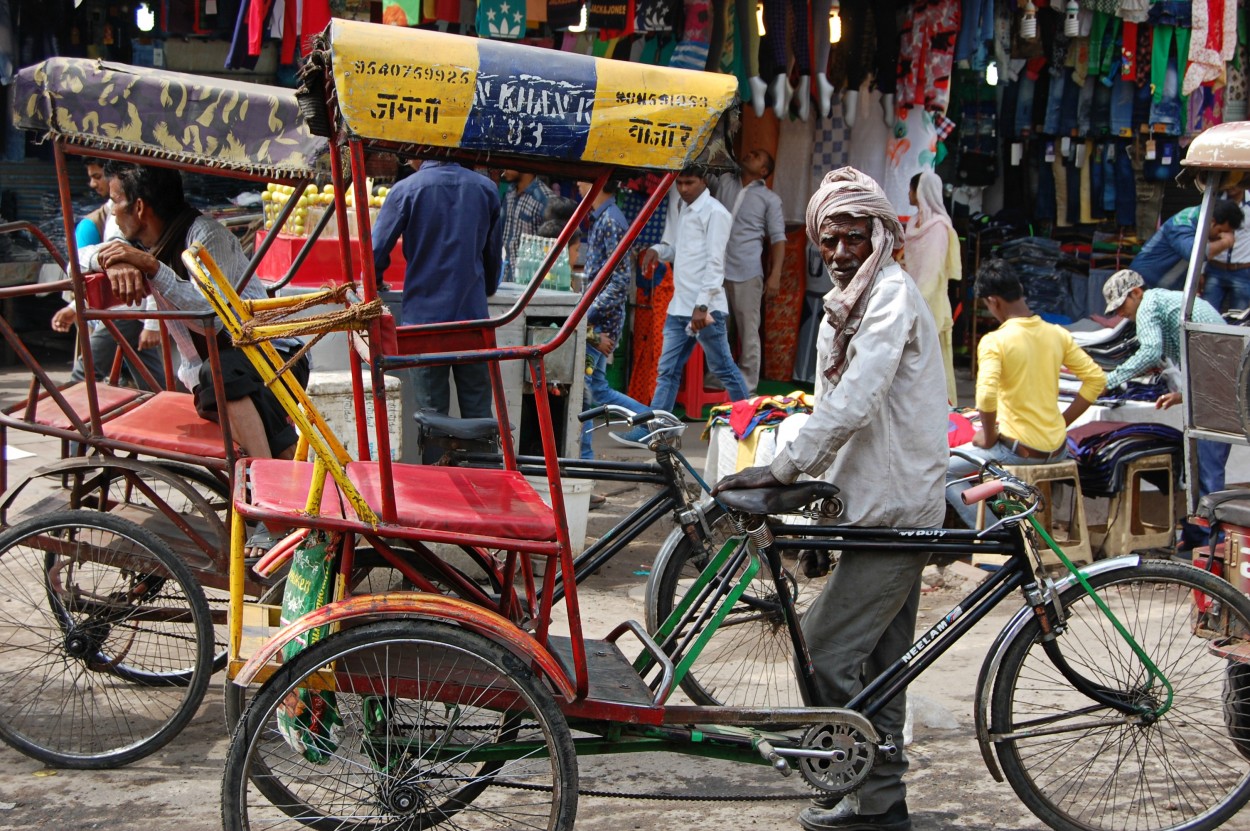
[946,259,1107,527]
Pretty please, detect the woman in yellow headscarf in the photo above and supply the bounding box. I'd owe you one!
[902,170,961,403]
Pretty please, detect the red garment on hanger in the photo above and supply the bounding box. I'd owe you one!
[248,0,275,57]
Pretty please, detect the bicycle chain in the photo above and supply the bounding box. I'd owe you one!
[497,779,812,802]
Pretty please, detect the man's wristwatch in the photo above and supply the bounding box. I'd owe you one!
[694,304,708,313]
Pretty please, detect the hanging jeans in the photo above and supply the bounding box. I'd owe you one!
[842,0,899,94]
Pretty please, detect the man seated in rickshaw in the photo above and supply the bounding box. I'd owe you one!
[87,163,310,461]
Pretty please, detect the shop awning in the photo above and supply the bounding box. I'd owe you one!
[303,19,740,173]
[12,58,327,179]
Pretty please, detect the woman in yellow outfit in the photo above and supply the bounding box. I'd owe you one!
[902,170,961,403]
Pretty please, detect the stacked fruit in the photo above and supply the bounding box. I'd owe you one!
[261,182,390,236]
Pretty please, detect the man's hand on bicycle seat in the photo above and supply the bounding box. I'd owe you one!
[711,465,781,494]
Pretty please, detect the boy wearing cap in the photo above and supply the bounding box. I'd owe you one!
[945,260,1106,527]
[1102,268,1227,553]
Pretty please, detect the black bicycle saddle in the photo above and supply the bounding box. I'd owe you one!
[715,480,841,516]
[413,410,501,441]
[1197,488,1250,528]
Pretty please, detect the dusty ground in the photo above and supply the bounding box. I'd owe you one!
[1,361,1247,831]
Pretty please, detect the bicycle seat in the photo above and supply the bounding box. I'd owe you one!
[716,481,841,516]
[1197,489,1250,528]
[413,410,501,441]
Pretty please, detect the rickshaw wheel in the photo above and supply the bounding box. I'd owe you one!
[223,544,508,730]
[0,510,213,768]
[223,619,577,831]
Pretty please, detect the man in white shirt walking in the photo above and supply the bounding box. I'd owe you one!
[711,148,786,394]
[615,167,749,446]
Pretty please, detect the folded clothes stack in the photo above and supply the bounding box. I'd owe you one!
[1066,421,1182,497]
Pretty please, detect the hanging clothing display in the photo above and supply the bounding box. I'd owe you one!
[895,0,960,115]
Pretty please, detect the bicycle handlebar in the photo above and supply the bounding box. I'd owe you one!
[961,479,1005,505]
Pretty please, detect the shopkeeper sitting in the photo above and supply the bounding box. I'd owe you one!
[946,259,1106,527]
[1100,268,1226,555]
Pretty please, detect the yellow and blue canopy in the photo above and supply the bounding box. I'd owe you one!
[312,19,739,172]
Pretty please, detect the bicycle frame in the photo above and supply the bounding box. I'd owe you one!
[654,500,1174,744]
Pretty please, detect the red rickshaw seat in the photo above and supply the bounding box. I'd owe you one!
[18,381,143,431]
[248,460,345,518]
[346,462,558,541]
[103,391,231,459]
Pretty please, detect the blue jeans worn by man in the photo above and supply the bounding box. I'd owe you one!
[580,346,648,459]
[1203,265,1250,313]
[653,311,749,413]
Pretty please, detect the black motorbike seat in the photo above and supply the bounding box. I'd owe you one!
[413,410,501,442]
[715,480,841,516]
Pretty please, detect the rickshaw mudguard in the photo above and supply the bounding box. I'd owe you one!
[234,591,578,701]
[14,57,327,179]
[0,455,222,536]
[304,19,739,172]
[972,555,1142,782]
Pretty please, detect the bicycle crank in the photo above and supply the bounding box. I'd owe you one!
[781,721,877,798]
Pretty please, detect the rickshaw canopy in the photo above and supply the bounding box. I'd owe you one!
[13,57,327,178]
[1181,121,1250,172]
[302,19,740,172]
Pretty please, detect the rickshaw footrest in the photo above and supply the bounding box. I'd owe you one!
[547,635,655,707]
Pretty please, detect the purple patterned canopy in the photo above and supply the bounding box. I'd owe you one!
[13,58,328,178]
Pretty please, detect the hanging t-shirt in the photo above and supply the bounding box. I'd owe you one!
[589,0,629,33]
[635,0,676,32]
[477,0,526,39]
[547,0,583,30]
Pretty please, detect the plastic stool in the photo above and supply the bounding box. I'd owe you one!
[1102,453,1175,557]
[675,343,730,418]
[978,460,1091,567]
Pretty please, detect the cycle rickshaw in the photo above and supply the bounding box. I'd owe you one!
[0,56,338,767]
[208,20,1250,831]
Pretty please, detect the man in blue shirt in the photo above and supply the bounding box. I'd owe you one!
[372,159,503,423]
[1129,199,1240,289]
[576,177,648,460]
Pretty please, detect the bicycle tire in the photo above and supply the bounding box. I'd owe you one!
[991,559,1250,831]
[647,504,823,708]
[222,618,578,831]
[0,509,213,768]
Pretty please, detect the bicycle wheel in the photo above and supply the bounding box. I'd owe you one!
[647,505,824,708]
[223,619,578,831]
[991,559,1250,831]
[0,510,213,768]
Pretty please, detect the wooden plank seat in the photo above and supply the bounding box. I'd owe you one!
[347,462,557,542]
[102,391,231,459]
[8,381,144,431]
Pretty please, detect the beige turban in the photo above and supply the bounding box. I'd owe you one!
[805,167,904,249]
[805,167,902,384]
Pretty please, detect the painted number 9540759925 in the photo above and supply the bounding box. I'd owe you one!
[351,61,469,84]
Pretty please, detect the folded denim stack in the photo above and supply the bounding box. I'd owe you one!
[997,237,1078,320]
[1066,420,1182,497]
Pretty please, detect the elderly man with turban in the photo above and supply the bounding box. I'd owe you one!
[714,167,948,831]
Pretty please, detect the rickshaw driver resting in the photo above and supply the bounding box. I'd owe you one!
[89,164,309,461]
[713,168,948,831]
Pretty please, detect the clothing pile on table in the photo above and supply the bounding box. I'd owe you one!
[703,392,815,481]
[1068,317,1138,370]
[706,392,816,440]
[1066,420,1182,497]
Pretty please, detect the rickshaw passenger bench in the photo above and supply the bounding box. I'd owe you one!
[103,391,231,459]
